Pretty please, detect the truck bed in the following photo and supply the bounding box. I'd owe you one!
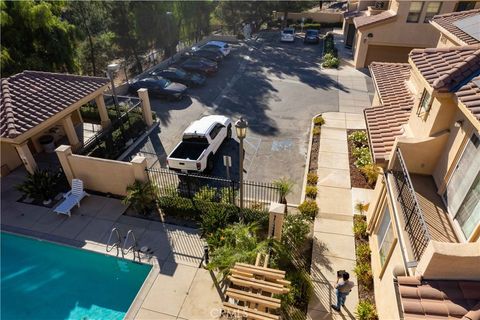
[169,141,208,160]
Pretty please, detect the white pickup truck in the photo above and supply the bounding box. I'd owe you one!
[167,115,232,172]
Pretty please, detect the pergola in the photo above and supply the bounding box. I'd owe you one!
[0,70,112,174]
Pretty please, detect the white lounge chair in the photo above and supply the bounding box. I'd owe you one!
[54,179,89,217]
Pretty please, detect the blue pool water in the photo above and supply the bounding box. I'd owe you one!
[1,232,152,320]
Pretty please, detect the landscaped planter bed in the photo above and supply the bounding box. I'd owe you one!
[347,129,373,189]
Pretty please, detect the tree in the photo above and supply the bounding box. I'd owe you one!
[64,1,117,76]
[1,0,78,76]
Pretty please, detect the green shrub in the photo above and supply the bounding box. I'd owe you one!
[298,200,318,221]
[302,23,321,30]
[312,126,321,135]
[281,270,313,311]
[355,201,370,215]
[348,131,368,147]
[353,147,372,167]
[313,115,325,126]
[305,185,317,199]
[356,300,378,320]
[193,186,217,202]
[307,172,318,185]
[360,164,381,186]
[356,242,371,263]
[200,205,237,237]
[322,56,339,68]
[16,169,61,202]
[354,262,373,289]
[353,217,368,240]
[273,178,294,204]
[123,180,158,216]
[282,214,310,249]
[323,53,335,60]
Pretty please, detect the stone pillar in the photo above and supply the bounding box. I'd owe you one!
[15,143,37,174]
[95,95,111,128]
[61,115,81,151]
[55,145,74,184]
[137,88,153,127]
[268,202,286,240]
[131,156,148,182]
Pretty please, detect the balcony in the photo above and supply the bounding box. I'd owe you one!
[386,148,458,263]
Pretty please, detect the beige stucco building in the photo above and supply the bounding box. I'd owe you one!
[343,0,480,68]
[362,9,480,319]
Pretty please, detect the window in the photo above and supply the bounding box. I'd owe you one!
[424,2,442,22]
[455,1,476,12]
[377,206,395,267]
[417,89,432,115]
[407,2,424,23]
[444,133,480,239]
[209,124,223,140]
[455,173,480,239]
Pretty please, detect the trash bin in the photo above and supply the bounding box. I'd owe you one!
[38,135,55,153]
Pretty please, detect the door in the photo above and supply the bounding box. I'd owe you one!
[346,24,356,48]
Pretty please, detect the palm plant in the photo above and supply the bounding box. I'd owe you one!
[123,180,158,216]
[207,223,269,281]
[273,177,294,206]
[16,169,60,203]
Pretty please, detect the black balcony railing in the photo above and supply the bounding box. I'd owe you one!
[389,148,431,261]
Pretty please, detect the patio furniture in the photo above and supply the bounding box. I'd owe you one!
[54,179,89,217]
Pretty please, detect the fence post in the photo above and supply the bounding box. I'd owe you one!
[137,88,153,127]
[268,202,286,240]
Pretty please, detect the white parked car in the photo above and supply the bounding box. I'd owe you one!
[167,115,232,172]
[281,28,295,42]
[203,41,231,56]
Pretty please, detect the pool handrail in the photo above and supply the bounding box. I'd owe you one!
[106,228,123,257]
[123,230,138,260]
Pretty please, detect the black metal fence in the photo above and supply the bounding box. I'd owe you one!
[79,97,147,160]
[146,168,282,210]
[390,148,431,261]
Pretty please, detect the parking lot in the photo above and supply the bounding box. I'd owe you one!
[131,31,372,203]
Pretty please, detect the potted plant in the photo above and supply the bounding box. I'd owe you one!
[16,169,60,205]
[123,180,158,216]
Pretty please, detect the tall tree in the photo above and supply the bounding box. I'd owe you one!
[1,0,77,76]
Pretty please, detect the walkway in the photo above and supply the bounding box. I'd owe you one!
[0,168,222,320]
[307,30,375,320]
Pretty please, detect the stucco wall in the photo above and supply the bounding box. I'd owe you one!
[1,142,22,175]
[353,0,459,68]
[408,95,457,138]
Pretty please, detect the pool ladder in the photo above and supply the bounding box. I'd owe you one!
[106,228,139,260]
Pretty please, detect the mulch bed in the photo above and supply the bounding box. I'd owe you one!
[347,129,372,189]
[308,124,321,172]
[17,194,62,208]
[353,215,376,304]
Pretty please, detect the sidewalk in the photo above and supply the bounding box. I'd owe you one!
[308,112,366,320]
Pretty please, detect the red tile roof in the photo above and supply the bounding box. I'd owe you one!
[397,276,480,320]
[353,10,396,29]
[370,62,414,110]
[364,62,414,161]
[455,75,480,121]
[409,45,480,92]
[431,9,480,45]
[0,71,109,139]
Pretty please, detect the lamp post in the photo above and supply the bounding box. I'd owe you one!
[235,117,248,217]
[106,63,125,142]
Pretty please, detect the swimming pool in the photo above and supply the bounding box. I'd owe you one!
[1,232,152,320]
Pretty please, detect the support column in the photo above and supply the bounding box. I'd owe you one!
[268,202,286,240]
[95,95,111,128]
[61,115,81,151]
[137,88,153,127]
[15,142,37,174]
[55,145,74,185]
[131,156,148,182]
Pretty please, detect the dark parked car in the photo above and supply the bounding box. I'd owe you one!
[129,77,187,100]
[175,56,218,76]
[150,67,206,87]
[304,29,319,44]
[189,49,223,63]
[197,44,226,55]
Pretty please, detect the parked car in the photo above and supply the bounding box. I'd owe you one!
[281,28,295,42]
[304,29,319,44]
[129,77,187,100]
[189,49,223,63]
[175,56,218,76]
[167,115,232,172]
[150,67,206,87]
[201,41,231,56]
[197,44,228,56]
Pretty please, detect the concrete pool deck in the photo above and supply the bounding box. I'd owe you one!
[1,168,222,320]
